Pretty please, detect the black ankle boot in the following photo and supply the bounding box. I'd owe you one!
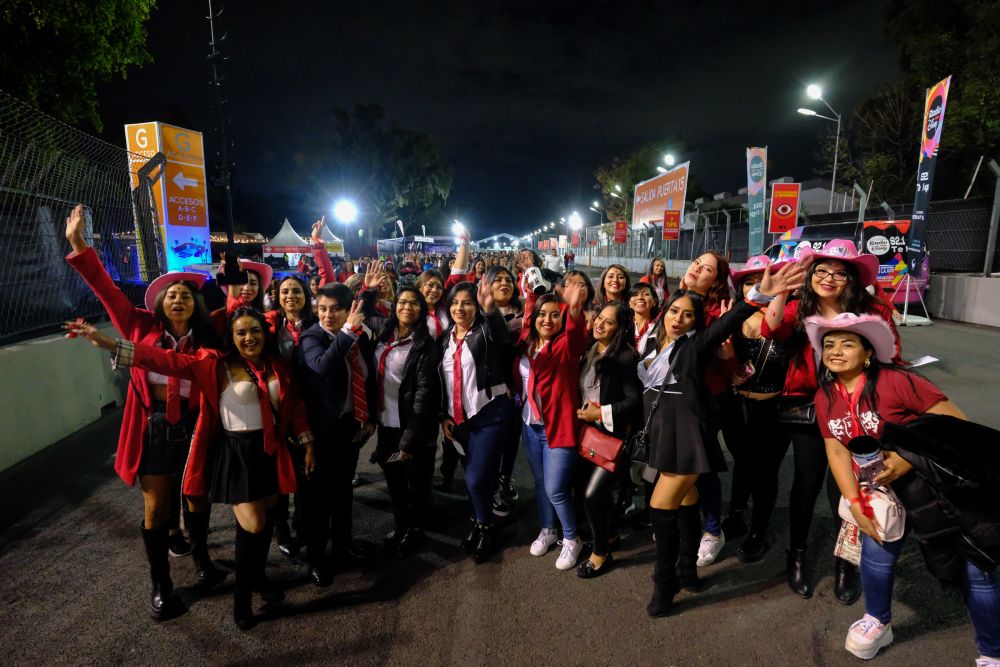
[834,557,861,605]
[676,505,702,591]
[254,517,284,604]
[140,522,178,621]
[786,547,812,598]
[720,509,748,539]
[736,528,770,563]
[233,525,256,631]
[472,523,493,564]
[461,519,480,553]
[184,508,226,591]
[648,508,681,617]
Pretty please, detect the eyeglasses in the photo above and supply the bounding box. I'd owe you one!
[813,268,850,283]
[397,299,421,309]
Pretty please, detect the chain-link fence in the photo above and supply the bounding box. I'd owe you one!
[566,195,997,273]
[0,90,166,345]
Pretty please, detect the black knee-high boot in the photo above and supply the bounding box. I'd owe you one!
[256,512,284,603]
[183,507,226,591]
[233,524,257,631]
[140,522,176,621]
[676,504,702,591]
[647,508,680,617]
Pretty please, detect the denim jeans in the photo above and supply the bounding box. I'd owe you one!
[522,423,578,540]
[454,396,513,524]
[861,533,1000,657]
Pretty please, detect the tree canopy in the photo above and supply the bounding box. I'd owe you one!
[0,0,156,130]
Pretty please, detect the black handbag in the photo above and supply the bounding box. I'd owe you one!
[778,395,816,425]
[630,379,671,465]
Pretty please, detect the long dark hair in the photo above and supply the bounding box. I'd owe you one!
[794,261,876,332]
[647,257,666,284]
[380,286,431,344]
[444,281,482,328]
[592,302,637,378]
[644,289,706,358]
[522,293,563,352]
[817,331,920,418]
[273,275,317,330]
[485,265,522,311]
[243,269,266,312]
[598,264,631,306]
[225,306,275,359]
[152,280,221,350]
[627,283,659,320]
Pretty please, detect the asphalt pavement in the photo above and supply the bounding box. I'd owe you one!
[0,318,997,666]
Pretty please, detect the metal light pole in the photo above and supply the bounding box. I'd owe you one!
[800,85,842,213]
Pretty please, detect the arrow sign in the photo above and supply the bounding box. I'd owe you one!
[172,171,198,190]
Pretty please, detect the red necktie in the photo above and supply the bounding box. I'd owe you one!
[526,351,542,421]
[635,321,650,347]
[165,335,191,424]
[452,335,466,425]
[349,344,370,424]
[243,359,278,455]
[377,335,412,412]
[285,319,301,347]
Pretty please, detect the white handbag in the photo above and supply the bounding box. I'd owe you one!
[838,482,906,543]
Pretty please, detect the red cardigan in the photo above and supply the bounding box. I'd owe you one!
[127,344,308,497]
[761,298,902,397]
[513,296,589,448]
[66,247,218,487]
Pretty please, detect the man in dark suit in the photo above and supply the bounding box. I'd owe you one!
[299,282,377,585]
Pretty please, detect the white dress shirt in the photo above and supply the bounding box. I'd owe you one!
[441,331,507,421]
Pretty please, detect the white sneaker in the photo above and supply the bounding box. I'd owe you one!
[529,529,558,556]
[976,658,1000,667]
[696,532,725,566]
[845,614,893,660]
[555,538,582,571]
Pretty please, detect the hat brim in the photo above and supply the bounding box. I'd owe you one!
[730,258,796,285]
[805,317,895,365]
[799,248,879,287]
[144,272,208,311]
[215,260,274,298]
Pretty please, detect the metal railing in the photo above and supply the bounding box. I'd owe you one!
[0,90,166,345]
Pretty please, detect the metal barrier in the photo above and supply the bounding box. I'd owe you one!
[566,196,998,273]
[0,90,166,346]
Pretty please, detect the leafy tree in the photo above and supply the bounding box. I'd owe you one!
[296,102,452,241]
[0,0,156,130]
[593,138,701,223]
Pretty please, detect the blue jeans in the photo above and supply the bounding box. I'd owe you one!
[454,396,512,524]
[861,533,1000,657]
[521,423,578,540]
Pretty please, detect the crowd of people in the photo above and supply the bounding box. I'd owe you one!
[62,204,999,664]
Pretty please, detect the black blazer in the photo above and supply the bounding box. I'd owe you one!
[298,321,378,434]
[361,295,442,459]
[439,308,513,418]
[581,343,642,440]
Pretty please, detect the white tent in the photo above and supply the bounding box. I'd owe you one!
[263,219,310,267]
[319,224,343,243]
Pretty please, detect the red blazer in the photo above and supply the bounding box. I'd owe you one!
[761,298,902,397]
[128,344,309,497]
[513,295,589,448]
[66,247,217,487]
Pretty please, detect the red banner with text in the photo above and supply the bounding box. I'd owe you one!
[769,183,801,234]
[662,210,680,241]
[614,221,627,244]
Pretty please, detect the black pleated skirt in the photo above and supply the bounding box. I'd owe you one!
[644,389,727,475]
[209,429,279,504]
[138,402,197,476]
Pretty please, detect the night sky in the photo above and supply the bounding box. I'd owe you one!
[97,0,898,239]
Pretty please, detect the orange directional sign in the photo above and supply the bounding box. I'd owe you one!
[124,122,212,271]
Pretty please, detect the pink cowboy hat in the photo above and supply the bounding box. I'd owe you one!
[729,254,797,285]
[144,272,208,311]
[798,239,879,287]
[805,312,895,364]
[215,259,273,297]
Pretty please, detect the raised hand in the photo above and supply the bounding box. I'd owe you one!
[717,298,734,316]
[65,204,88,253]
[563,279,588,315]
[346,299,365,329]
[477,275,494,312]
[311,216,326,244]
[363,259,384,290]
[759,262,807,297]
[63,319,116,351]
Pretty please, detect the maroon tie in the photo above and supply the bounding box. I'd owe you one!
[452,335,466,425]
[242,359,278,455]
[349,345,370,424]
[165,336,191,424]
[377,336,411,412]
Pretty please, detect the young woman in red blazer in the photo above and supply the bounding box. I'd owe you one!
[67,309,314,632]
[514,282,589,571]
[64,205,227,621]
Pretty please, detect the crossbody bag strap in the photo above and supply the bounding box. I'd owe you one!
[639,377,671,434]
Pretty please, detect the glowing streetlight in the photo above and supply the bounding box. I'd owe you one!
[664,153,676,167]
[806,84,822,100]
[799,83,842,212]
[656,166,667,174]
[614,184,622,193]
[797,108,818,117]
[569,211,583,230]
[452,219,468,240]
[332,199,358,224]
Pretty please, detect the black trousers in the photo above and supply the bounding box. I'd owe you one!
[581,448,628,556]
[785,421,841,550]
[720,395,789,532]
[305,416,361,566]
[378,427,436,532]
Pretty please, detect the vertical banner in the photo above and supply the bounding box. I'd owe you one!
[662,210,680,241]
[747,147,767,256]
[631,162,690,229]
[614,220,628,244]
[125,122,212,273]
[571,231,581,246]
[863,220,927,303]
[768,183,801,233]
[910,75,951,277]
